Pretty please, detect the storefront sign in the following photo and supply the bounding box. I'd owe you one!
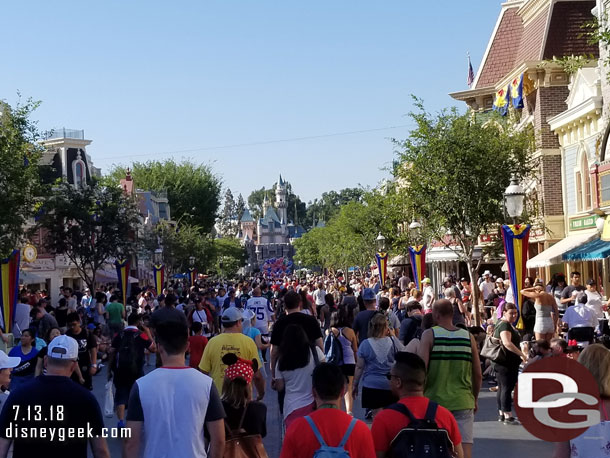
[569,215,596,231]
[22,258,55,271]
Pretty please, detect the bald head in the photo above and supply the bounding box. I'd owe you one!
[432,299,453,318]
[252,287,261,297]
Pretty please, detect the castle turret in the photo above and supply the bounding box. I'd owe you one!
[276,174,288,224]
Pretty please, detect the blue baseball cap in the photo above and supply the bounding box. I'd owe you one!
[362,288,376,301]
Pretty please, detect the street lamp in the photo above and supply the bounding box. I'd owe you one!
[504,175,525,222]
[408,220,422,231]
[376,233,387,253]
[153,248,163,265]
[189,256,195,267]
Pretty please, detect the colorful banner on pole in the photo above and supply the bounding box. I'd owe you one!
[115,259,130,306]
[375,252,388,287]
[501,224,530,330]
[188,267,196,285]
[408,245,427,290]
[493,85,510,116]
[0,250,20,333]
[153,264,165,296]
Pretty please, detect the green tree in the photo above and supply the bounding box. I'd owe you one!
[395,102,535,324]
[218,188,238,237]
[304,188,364,228]
[141,220,213,278]
[0,99,42,258]
[108,159,221,232]
[236,193,246,222]
[212,238,248,278]
[36,180,140,289]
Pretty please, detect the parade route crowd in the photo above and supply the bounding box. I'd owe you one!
[0,269,608,457]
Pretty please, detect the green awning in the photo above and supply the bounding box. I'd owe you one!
[562,238,610,261]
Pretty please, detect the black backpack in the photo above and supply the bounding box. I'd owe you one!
[115,331,141,380]
[323,328,344,365]
[386,401,454,458]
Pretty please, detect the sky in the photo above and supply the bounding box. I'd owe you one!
[2,1,501,204]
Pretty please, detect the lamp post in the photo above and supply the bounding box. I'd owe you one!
[504,175,526,224]
[375,232,388,287]
[501,175,529,331]
[188,256,196,286]
[153,247,164,294]
[153,248,163,265]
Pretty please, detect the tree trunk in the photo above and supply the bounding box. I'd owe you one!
[466,260,481,326]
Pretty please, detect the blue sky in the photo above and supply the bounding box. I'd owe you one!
[2,1,500,203]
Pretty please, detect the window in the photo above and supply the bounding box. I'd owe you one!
[576,151,592,212]
[72,151,87,188]
[600,173,610,205]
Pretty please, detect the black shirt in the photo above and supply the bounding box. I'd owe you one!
[561,285,585,308]
[0,375,105,458]
[66,328,96,371]
[352,310,378,342]
[270,312,322,346]
[222,401,267,438]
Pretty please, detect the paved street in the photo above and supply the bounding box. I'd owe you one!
[92,359,554,458]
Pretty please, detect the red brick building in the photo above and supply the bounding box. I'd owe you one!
[450,0,598,280]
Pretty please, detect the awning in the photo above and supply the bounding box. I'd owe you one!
[19,270,46,284]
[427,246,488,263]
[563,238,610,261]
[95,269,139,284]
[389,255,409,266]
[526,232,598,268]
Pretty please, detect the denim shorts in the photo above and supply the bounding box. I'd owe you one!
[452,409,474,444]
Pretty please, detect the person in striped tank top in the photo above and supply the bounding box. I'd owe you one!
[418,299,481,458]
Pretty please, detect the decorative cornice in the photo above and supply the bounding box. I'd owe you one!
[518,0,551,26]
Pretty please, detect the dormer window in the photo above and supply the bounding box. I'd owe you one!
[72,151,87,188]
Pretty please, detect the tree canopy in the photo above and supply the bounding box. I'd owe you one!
[36,180,140,289]
[108,159,221,232]
[0,99,42,258]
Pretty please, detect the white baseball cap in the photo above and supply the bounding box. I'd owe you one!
[0,350,20,370]
[47,335,79,361]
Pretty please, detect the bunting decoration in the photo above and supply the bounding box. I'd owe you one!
[492,85,510,116]
[408,245,427,290]
[510,73,524,109]
[115,259,130,306]
[188,267,196,286]
[375,252,388,287]
[153,264,165,296]
[501,224,530,330]
[0,250,20,333]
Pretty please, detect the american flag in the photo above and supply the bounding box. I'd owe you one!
[467,55,475,88]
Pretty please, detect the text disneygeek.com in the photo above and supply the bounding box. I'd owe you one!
[5,423,131,441]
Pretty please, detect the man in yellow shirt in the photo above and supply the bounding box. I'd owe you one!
[199,307,265,399]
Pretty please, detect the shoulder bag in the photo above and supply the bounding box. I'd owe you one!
[480,335,507,365]
[223,403,268,458]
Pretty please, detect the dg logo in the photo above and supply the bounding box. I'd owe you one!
[515,357,601,442]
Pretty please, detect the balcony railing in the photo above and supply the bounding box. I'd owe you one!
[42,128,85,140]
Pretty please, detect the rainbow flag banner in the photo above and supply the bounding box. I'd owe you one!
[408,245,427,290]
[115,259,130,306]
[188,267,196,285]
[0,250,20,333]
[375,252,388,287]
[153,264,165,296]
[501,224,530,329]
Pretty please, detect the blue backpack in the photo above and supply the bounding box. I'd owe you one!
[323,328,344,365]
[305,416,357,458]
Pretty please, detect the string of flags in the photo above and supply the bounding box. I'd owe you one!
[492,73,534,115]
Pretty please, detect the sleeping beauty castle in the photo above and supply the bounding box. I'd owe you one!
[239,175,306,270]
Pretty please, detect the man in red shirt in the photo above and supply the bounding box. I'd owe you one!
[187,321,208,369]
[280,363,375,458]
[371,352,463,458]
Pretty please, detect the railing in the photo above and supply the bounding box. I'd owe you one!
[42,128,85,140]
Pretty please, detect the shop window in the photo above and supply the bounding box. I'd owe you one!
[600,172,610,205]
[576,151,592,212]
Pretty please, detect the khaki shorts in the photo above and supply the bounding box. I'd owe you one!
[452,409,474,444]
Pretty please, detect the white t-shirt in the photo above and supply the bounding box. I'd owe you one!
[246,296,274,335]
[480,281,495,300]
[276,347,326,419]
[585,290,604,318]
[312,289,326,306]
[192,309,211,337]
[128,367,224,458]
[422,286,434,311]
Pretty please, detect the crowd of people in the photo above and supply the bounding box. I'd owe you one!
[0,269,607,457]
